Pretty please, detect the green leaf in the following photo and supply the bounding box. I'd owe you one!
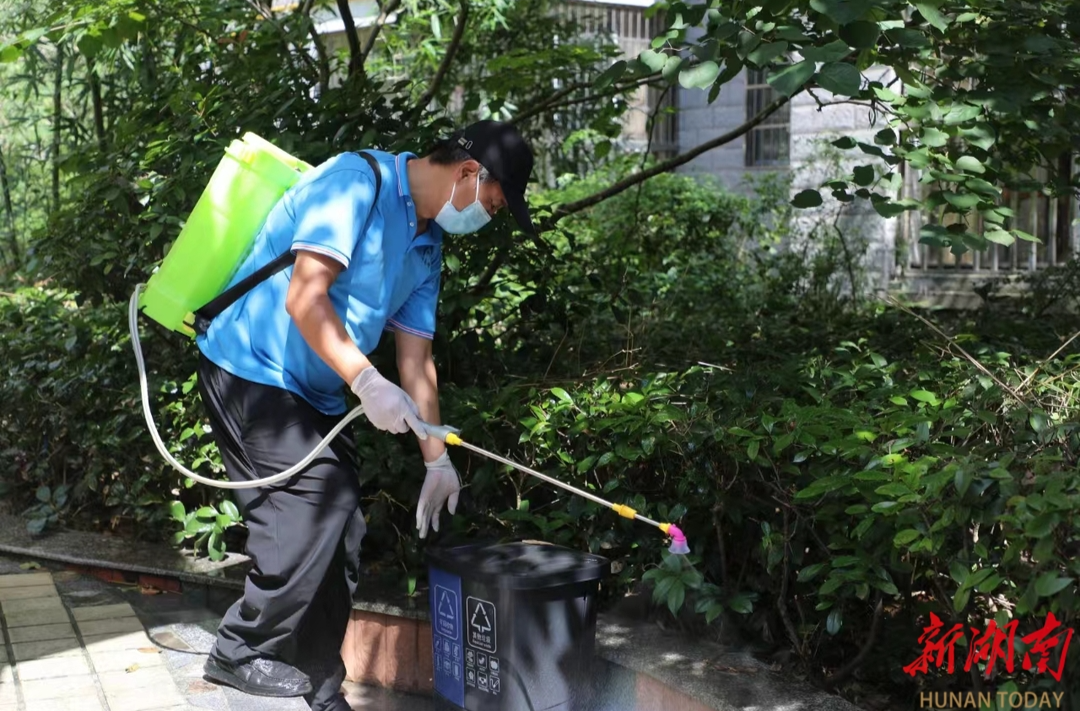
[909,389,939,405]
[798,563,827,582]
[36,486,51,504]
[550,387,573,405]
[1035,573,1072,597]
[826,608,843,635]
[984,230,1015,246]
[838,21,879,49]
[791,189,823,208]
[639,50,667,72]
[885,28,930,48]
[921,128,949,147]
[852,165,874,186]
[595,60,628,90]
[728,593,754,614]
[875,483,912,497]
[816,62,861,96]
[662,55,685,83]
[220,500,241,521]
[747,41,789,67]
[667,580,686,615]
[169,501,186,522]
[678,60,720,89]
[747,439,760,461]
[953,586,971,613]
[874,129,896,146]
[809,0,872,25]
[915,1,950,32]
[955,156,985,174]
[943,192,981,209]
[208,530,225,562]
[1025,512,1058,538]
[1029,411,1049,434]
[831,136,857,149]
[800,39,852,63]
[766,59,815,97]
[894,529,921,546]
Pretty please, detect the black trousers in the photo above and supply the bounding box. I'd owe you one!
[198,354,365,711]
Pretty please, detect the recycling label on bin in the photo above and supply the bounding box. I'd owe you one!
[466,597,497,654]
[429,567,464,708]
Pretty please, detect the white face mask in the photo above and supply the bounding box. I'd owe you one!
[433,174,492,235]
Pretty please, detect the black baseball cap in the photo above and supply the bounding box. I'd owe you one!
[456,121,536,235]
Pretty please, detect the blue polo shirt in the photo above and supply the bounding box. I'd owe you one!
[196,150,442,415]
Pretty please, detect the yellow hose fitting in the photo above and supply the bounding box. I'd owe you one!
[445,432,463,446]
[659,523,671,535]
[612,504,637,519]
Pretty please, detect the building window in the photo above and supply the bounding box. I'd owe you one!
[745,68,791,168]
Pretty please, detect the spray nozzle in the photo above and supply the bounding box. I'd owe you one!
[660,523,690,555]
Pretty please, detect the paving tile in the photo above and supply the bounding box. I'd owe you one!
[6,622,76,643]
[0,683,14,705]
[24,696,105,711]
[99,665,176,693]
[21,674,97,701]
[0,573,53,588]
[16,655,92,680]
[72,603,137,622]
[0,661,12,683]
[77,615,145,637]
[0,704,17,711]
[0,585,58,602]
[88,648,166,673]
[83,631,154,653]
[3,606,71,627]
[106,685,186,711]
[0,597,64,614]
[11,638,82,661]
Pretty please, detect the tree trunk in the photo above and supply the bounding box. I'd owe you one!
[52,43,63,214]
[336,0,362,77]
[88,56,107,152]
[0,140,17,267]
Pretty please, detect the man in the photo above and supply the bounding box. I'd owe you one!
[194,120,535,711]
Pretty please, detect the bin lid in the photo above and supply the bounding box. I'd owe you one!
[427,541,609,590]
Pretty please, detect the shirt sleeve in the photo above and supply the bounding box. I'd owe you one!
[289,160,378,269]
[387,259,442,340]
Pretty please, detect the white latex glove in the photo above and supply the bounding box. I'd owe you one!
[417,451,461,538]
[350,367,427,438]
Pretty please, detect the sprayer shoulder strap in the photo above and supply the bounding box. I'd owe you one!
[193,151,383,335]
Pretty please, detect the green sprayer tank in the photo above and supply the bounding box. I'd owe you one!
[138,133,312,337]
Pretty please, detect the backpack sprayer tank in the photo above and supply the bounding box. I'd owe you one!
[128,134,373,491]
[138,133,312,336]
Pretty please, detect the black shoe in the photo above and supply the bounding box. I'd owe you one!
[203,655,313,697]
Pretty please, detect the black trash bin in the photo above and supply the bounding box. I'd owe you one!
[427,541,609,711]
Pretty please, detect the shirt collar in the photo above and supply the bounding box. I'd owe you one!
[395,151,443,248]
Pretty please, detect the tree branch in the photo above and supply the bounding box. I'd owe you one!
[414,0,469,112]
[824,595,885,688]
[300,0,330,95]
[542,89,802,228]
[356,0,403,75]
[336,0,363,77]
[514,71,662,124]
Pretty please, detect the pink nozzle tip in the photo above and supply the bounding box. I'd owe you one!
[667,525,689,555]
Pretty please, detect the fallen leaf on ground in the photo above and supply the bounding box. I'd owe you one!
[125,664,140,673]
[137,647,161,654]
[19,562,41,570]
